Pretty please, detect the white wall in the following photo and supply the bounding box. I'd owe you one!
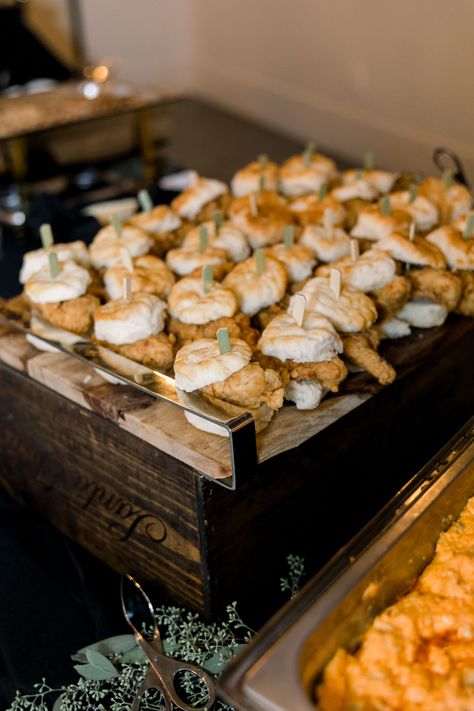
[80,0,194,91]
[191,0,474,177]
[23,0,474,177]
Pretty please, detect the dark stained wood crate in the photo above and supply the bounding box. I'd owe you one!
[0,318,473,625]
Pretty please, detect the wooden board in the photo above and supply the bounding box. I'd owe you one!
[0,318,473,482]
[0,317,473,620]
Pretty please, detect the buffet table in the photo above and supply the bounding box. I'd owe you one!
[0,80,178,182]
[1,99,473,710]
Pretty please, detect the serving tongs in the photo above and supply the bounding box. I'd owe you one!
[121,574,216,711]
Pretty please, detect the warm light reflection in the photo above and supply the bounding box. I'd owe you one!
[92,65,109,83]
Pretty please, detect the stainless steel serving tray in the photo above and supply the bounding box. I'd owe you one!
[220,417,474,710]
[0,301,257,490]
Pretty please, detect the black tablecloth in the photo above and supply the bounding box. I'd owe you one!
[0,489,127,707]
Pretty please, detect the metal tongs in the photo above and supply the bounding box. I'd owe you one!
[121,575,216,710]
[432,147,471,189]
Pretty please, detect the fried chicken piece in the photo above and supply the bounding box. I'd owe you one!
[342,328,396,385]
[255,300,288,330]
[110,332,175,371]
[168,313,259,348]
[37,294,100,335]
[86,268,106,300]
[199,362,284,410]
[5,293,31,320]
[255,353,347,393]
[148,226,187,258]
[407,267,462,311]
[370,275,412,315]
[343,198,372,230]
[455,270,474,317]
[254,352,290,383]
[288,356,348,392]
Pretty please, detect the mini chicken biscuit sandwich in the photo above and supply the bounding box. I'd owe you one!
[299,275,378,333]
[89,223,153,270]
[231,155,279,197]
[228,190,294,249]
[174,330,284,436]
[351,203,411,242]
[103,254,175,301]
[268,225,316,285]
[257,301,347,409]
[94,292,174,370]
[316,247,396,293]
[289,192,346,228]
[181,217,250,262]
[171,175,229,224]
[20,240,90,284]
[24,256,99,336]
[128,200,183,255]
[419,176,472,222]
[167,269,258,347]
[280,146,337,196]
[300,222,352,264]
[223,250,287,316]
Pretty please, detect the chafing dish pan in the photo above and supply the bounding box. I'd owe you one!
[220,418,474,710]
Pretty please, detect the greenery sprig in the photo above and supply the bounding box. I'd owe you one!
[7,555,304,711]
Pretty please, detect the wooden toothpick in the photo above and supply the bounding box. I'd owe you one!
[202,265,213,294]
[138,189,153,213]
[120,246,134,272]
[350,239,360,261]
[216,327,231,355]
[40,223,54,250]
[380,196,391,216]
[363,151,375,171]
[319,182,328,200]
[303,141,316,168]
[112,214,122,238]
[463,213,474,238]
[291,293,306,327]
[258,153,268,171]
[408,184,418,204]
[283,224,295,249]
[123,275,132,302]
[409,222,416,242]
[329,268,341,299]
[249,193,258,217]
[323,208,333,236]
[48,252,60,278]
[213,211,223,235]
[258,174,266,192]
[356,169,364,181]
[199,225,208,254]
[255,248,265,276]
[188,170,199,187]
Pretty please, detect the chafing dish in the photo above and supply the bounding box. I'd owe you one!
[220,418,474,710]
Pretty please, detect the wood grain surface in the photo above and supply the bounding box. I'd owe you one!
[0,317,473,620]
[2,320,470,481]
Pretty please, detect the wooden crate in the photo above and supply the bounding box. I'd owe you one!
[0,319,473,625]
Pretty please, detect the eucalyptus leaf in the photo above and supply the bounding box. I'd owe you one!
[85,648,119,677]
[120,645,147,664]
[52,693,66,711]
[73,663,117,681]
[72,634,138,663]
